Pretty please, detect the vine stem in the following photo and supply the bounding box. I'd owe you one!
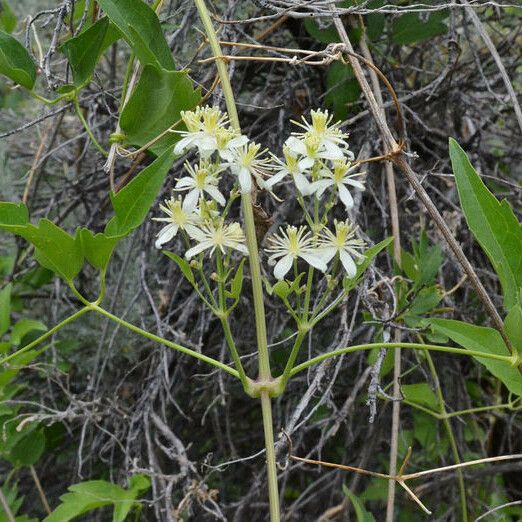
[290,342,514,377]
[192,0,280,519]
[90,304,239,377]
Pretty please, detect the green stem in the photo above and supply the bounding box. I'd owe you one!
[192,2,280,520]
[302,265,314,322]
[425,351,468,521]
[220,318,248,384]
[261,391,281,522]
[280,330,306,386]
[290,342,514,377]
[73,96,109,157]
[0,307,90,365]
[216,251,248,384]
[90,304,239,377]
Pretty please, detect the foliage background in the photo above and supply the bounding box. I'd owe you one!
[0,0,521,520]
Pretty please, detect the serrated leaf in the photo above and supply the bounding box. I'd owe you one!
[0,1,16,33]
[392,10,448,45]
[106,148,174,236]
[163,251,195,285]
[44,475,150,522]
[0,283,10,337]
[342,485,376,522]
[61,17,121,86]
[0,30,36,89]
[120,64,200,156]
[449,138,522,310]
[77,228,120,271]
[402,383,439,411]
[96,0,175,70]
[430,319,522,396]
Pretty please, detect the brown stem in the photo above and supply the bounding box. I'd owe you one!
[329,4,510,349]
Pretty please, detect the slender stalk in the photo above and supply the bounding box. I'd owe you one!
[261,391,281,522]
[290,342,514,377]
[280,331,306,386]
[0,488,15,522]
[73,96,109,157]
[90,304,239,377]
[192,2,280,520]
[30,465,51,515]
[0,307,90,366]
[425,352,468,521]
[216,252,248,383]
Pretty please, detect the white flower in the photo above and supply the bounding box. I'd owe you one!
[153,196,201,249]
[266,146,314,195]
[174,161,226,210]
[173,106,246,158]
[224,142,273,193]
[291,109,353,161]
[285,135,342,171]
[310,159,365,210]
[185,220,249,259]
[265,225,327,280]
[318,220,366,277]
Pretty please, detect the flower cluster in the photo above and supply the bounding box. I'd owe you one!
[267,109,366,210]
[154,106,367,279]
[154,106,252,257]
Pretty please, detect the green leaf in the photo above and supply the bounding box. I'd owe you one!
[430,319,522,396]
[273,280,291,300]
[402,383,439,411]
[106,149,173,237]
[325,61,361,120]
[10,319,47,345]
[392,10,448,45]
[44,475,151,522]
[0,283,10,337]
[77,228,120,271]
[0,1,16,33]
[0,30,36,89]
[120,64,200,156]
[449,138,522,310]
[504,305,522,356]
[365,0,385,41]
[343,237,393,292]
[96,0,175,70]
[163,251,195,285]
[61,17,121,86]
[342,485,376,522]
[0,206,84,281]
[9,427,45,466]
[229,258,245,300]
[303,19,339,43]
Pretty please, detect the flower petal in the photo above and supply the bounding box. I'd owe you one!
[319,246,337,264]
[183,189,200,211]
[299,252,328,272]
[238,167,252,193]
[274,255,293,280]
[340,249,357,277]
[338,183,354,210]
[204,186,226,206]
[155,223,179,249]
[185,241,211,259]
